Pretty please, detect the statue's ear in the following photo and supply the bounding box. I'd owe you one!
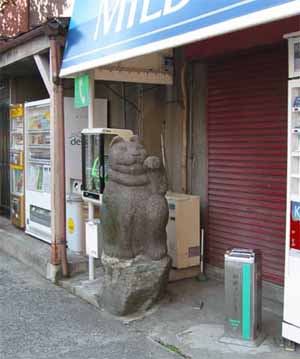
[110,136,125,148]
[129,135,140,143]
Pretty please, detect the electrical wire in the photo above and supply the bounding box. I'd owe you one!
[103,83,141,114]
[143,85,160,93]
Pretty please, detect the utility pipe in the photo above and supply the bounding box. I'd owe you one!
[200,229,205,275]
[50,37,68,277]
[122,82,127,128]
[88,70,96,281]
[181,63,188,194]
[188,64,194,194]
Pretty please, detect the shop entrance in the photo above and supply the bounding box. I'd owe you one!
[0,103,10,217]
[206,45,288,285]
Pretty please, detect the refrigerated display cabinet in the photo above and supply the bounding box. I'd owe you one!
[10,104,25,228]
[25,99,51,242]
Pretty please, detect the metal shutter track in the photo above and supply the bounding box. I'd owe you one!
[207,46,287,284]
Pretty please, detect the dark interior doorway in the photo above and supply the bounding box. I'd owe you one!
[0,103,10,217]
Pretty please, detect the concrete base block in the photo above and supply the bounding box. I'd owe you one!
[219,331,266,348]
[47,263,62,283]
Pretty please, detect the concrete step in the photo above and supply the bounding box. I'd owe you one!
[59,267,105,308]
[0,216,95,281]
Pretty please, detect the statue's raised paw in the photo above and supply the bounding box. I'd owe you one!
[143,156,161,170]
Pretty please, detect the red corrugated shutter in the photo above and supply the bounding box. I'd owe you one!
[207,45,288,285]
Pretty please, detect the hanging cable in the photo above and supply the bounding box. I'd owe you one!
[103,83,141,114]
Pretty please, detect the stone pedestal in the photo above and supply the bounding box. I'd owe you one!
[102,254,171,316]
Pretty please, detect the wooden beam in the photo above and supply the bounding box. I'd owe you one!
[94,67,173,85]
[0,35,50,69]
[34,54,52,97]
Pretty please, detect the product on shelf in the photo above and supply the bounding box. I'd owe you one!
[10,104,25,228]
[28,112,50,131]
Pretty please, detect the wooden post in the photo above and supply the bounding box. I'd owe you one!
[49,37,68,276]
[181,63,188,194]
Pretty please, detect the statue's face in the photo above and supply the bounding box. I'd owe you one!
[109,136,147,171]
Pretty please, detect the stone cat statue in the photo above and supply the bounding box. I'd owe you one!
[101,135,169,261]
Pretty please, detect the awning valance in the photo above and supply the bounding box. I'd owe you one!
[61,0,300,77]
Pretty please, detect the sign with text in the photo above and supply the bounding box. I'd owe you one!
[61,0,300,77]
[292,201,300,221]
[290,201,300,251]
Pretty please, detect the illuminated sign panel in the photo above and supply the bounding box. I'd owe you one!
[61,0,300,77]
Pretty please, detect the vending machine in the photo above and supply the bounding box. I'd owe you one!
[24,98,108,244]
[25,99,51,242]
[10,104,25,228]
[283,33,300,344]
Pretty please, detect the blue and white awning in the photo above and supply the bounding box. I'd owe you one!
[61,0,300,77]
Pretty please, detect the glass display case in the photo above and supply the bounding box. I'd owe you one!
[81,128,133,204]
[27,108,50,164]
[283,78,300,344]
[10,104,24,150]
[11,169,24,195]
[27,165,51,193]
[288,83,300,249]
[25,99,51,242]
[10,104,25,228]
[289,36,300,79]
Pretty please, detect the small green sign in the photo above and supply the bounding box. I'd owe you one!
[74,74,90,108]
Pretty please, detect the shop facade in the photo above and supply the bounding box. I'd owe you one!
[0,0,300,344]
[60,0,300,340]
[0,0,299,287]
[1,0,300,319]
[61,0,300,284]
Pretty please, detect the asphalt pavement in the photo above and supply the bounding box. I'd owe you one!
[1,250,299,359]
[0,251,178,359]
